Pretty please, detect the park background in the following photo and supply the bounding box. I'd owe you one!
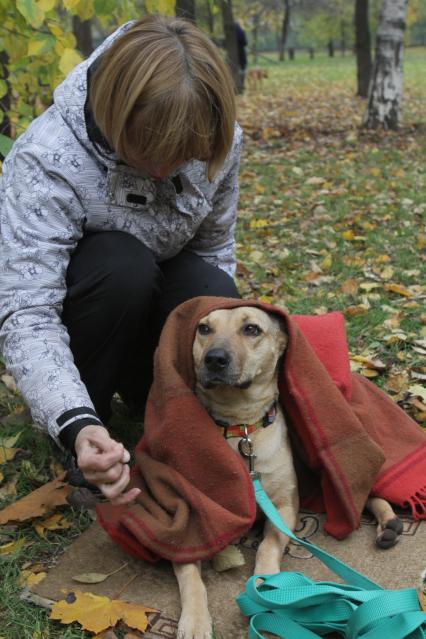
[0,1,425,637]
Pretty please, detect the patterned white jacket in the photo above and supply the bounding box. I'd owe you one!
[0,23,242,445]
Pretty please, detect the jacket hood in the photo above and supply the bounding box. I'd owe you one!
[53,22,134,168]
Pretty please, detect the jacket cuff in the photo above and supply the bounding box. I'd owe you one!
[57,407,104,453]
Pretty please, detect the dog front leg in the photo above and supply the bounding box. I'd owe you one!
[173,561,212,639]
[254,503,298,576]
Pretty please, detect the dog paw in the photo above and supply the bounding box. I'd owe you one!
[212,545,245,572]
[254,561,281,576]
[376,516,403,549]
[176,611,212,639]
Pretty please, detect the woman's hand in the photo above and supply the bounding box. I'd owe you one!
[74,425,141,505]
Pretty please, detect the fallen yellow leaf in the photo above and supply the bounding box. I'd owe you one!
[305,176,326,186]
[342,230,355,241]
[393,168,405,178]
[0,475,72,525]
[72,562,128,584]
[0,537,26,555]
[50,590,157,634]
[360,369,379,378]
[370,167,381,176]
[0,447,20,465]
[359,282,380,292]
[1,373,17,393]
[249,250,264,264]
[320,254,332,270]
[34,513,72,538]
[350,355,386,371]
[384,283,414,297]
[0,432,22,448]
[249,218,268,229]
[0,479,18,499]
[416,236,426,251]
[345,305,368,317]
[19,569,47,588]
[341,279,359,295]
[383,332,408,344]
[375,254,392,264]
[408,385,426,403]
[379,266,394,280]
[385,371,409,395]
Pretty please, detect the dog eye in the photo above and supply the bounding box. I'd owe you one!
[243,324,263,337]
[197,323,211,335]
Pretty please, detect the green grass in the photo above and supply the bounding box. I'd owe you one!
[1,48,426,638]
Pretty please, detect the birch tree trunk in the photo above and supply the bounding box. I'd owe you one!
[363,0,408,129]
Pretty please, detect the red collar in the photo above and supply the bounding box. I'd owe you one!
[216,402,277,439]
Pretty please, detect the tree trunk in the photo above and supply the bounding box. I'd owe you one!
[252,17,259,64]
[72,16,93,58]
[218,0,241,93]
[278,0,291,62]
[0,50,11,139]
[206,0,214,34]
[327,39,334,57]
[340,20,346,55]
[175,0,196,23]
[355,0,372,97]
[364,0,408,129]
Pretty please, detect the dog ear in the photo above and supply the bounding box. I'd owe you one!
[273,315,288,354]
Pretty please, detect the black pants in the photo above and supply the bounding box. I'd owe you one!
[62,231,240,424]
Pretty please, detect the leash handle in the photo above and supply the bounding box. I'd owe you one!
[236,479,426,639]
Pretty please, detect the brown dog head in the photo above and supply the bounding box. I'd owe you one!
[193,306,287,391]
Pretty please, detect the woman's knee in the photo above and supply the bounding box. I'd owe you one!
[152,251,240,332]
[159,250,240,302]
[66,231,161,302]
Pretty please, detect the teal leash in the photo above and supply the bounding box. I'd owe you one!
[236,478,426,639]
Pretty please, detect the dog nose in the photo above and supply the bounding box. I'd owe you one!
[204,348,231,372]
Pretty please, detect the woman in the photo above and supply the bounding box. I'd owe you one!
[0,15,242,503]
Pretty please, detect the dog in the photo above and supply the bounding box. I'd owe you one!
[173,306,403,639]
[246,66,268,90]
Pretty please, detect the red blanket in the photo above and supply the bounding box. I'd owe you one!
[97,297,426,562]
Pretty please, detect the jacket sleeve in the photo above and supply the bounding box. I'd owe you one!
[0,143,104,447]
[185,125,243,278]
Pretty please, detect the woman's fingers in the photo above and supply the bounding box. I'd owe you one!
[110,487,142,506]
[98,464,131,500]
[83,461,125,484]
[74,425,135,502]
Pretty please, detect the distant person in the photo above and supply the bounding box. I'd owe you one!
[234,21,247,93]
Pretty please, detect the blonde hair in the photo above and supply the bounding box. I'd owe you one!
[90,15,236,181]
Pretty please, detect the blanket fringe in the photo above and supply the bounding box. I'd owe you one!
[405,485,426,519]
